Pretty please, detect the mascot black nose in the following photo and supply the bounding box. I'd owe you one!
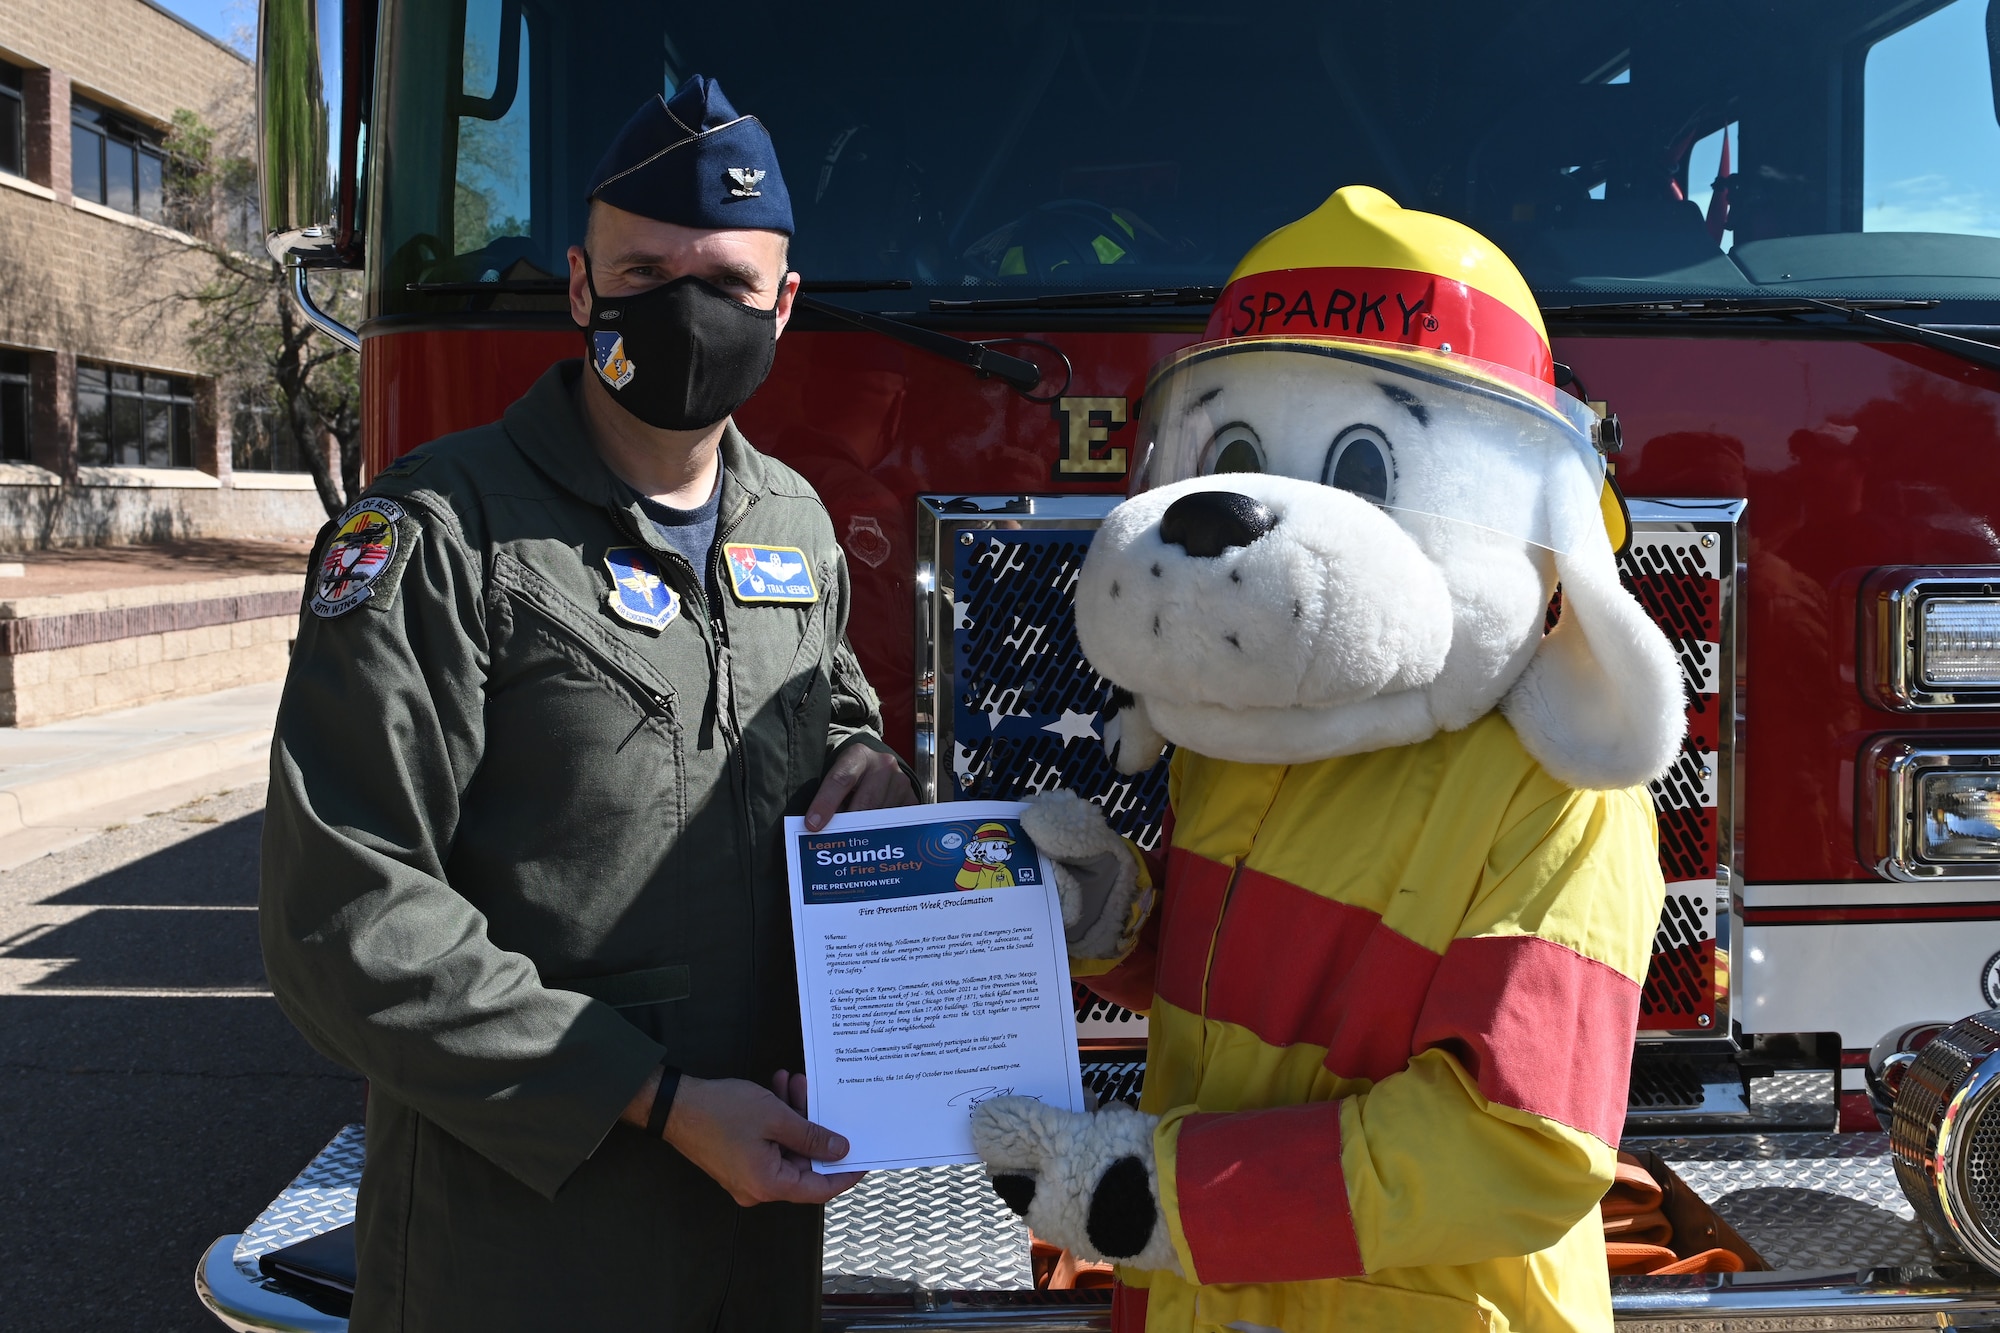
[1159,491,1277,557]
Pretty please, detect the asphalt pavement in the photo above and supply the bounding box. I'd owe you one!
[0,778,364,1332]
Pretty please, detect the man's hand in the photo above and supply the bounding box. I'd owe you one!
[662,1072,865,1207]
[805,744,916,831]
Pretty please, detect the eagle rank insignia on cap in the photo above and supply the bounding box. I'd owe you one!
[723,543,817,603]
[726,167,765,198]
[603,547,680,630]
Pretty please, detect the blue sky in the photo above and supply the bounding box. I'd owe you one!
[151,0,255,52]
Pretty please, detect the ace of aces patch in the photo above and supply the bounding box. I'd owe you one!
[603,547,680,630]
[723,543,817,603]
[311,498,409,617]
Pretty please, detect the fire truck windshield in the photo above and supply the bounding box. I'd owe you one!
[369,0,2000,320]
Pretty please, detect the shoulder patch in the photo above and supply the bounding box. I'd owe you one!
[311,498,416,617]
[722,543,818,604]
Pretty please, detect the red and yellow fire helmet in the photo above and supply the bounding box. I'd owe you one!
[1135,186,1626,552]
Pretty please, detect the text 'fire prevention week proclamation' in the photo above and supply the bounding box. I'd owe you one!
[785,801,1087,1171]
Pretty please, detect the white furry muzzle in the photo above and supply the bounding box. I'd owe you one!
[1076,474,1454,764]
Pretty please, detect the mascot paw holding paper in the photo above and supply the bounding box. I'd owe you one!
[971,186,1681,1333]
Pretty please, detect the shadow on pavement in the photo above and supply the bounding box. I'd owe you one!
[0,806,364,1333]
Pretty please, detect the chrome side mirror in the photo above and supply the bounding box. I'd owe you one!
[258,0,340,265]
[258,0,359,348]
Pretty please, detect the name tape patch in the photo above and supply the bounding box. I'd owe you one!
[723,543,817,603]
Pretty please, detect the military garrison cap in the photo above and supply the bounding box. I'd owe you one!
[586,75,793,235]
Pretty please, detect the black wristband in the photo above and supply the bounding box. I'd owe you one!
[644,1065,681,1139]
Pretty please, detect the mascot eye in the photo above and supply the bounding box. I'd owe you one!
[1322,426,1392,504]
[1200,424,1264,475]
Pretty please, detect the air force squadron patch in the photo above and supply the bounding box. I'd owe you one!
[603,547,679,630]
[723,543,818,603]
[592,331,636,390]
[311,498,408,617]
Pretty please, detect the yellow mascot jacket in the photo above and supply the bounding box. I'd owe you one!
[1081,711,1666,1333]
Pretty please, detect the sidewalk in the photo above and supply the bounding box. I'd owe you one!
[0,679,280,869]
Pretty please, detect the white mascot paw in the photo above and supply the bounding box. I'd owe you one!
[1020,789,1141,959]
[971,1096,1182,1274]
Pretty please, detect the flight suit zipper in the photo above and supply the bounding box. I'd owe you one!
[709,495,760,872]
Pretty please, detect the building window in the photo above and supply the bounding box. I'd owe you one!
[75,364,195,468]
[232,398,306,472]
[71,98,166,223]
[0,351,29,464]
[0,63,23,179]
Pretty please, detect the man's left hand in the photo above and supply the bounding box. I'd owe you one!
[805,744,916,831]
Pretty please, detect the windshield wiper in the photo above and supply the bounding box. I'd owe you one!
[1541,297,1937,319]
[1542,296,2000,374]
[929,286,1222,313]
[795,296,1044,394]
[401,276,1043,393]
[406,278,916,296]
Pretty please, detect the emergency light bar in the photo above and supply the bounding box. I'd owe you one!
[1865,569,2000,710]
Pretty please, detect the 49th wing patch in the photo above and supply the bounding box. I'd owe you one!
[311,498,414,617]
[722,543,817,603]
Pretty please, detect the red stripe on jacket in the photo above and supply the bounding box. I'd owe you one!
[1153,848,1232,1012]
[1200,865,1440,1082]
[1175,1101,1366,1284]
[1411,933,1639,1145]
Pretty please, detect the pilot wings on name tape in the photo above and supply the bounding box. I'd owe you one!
[723,542,818,603]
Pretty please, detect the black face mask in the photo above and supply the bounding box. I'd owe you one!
[583,259,780,431]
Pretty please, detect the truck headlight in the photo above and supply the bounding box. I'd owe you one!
[1922,600,2000,689]
[1865,569,2000,709]
[1859,738,2000,880]
[1891,1009,2000,1275]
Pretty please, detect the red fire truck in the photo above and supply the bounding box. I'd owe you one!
[201,0,2000,1328]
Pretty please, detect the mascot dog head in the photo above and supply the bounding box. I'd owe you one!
[1082,187,1684,790]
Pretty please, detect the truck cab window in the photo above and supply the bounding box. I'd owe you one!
[1864,0,2000,237]
[455,0,534,263]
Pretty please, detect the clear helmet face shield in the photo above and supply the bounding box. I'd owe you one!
[1127,339,1608,553]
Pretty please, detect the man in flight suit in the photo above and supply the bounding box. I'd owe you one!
[260,74,914,1331]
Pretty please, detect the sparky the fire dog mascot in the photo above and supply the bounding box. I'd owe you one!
[971,186,1683,1333]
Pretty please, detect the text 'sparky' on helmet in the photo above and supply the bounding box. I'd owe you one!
[1129,185,1625,554]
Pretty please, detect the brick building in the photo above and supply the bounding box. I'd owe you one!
[0,0,326,548]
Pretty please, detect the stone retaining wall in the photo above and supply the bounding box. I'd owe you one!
[0,573,302,725]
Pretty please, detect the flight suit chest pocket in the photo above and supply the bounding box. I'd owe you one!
[487,555,683,764]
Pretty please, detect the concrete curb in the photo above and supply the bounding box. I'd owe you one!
[0,724,274,839]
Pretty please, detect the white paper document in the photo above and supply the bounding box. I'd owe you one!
[785,800,1086,1171]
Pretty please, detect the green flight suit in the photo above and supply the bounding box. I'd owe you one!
[260,362,896,1331]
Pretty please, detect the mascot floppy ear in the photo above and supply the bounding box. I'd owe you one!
[1502,471,1686,792]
